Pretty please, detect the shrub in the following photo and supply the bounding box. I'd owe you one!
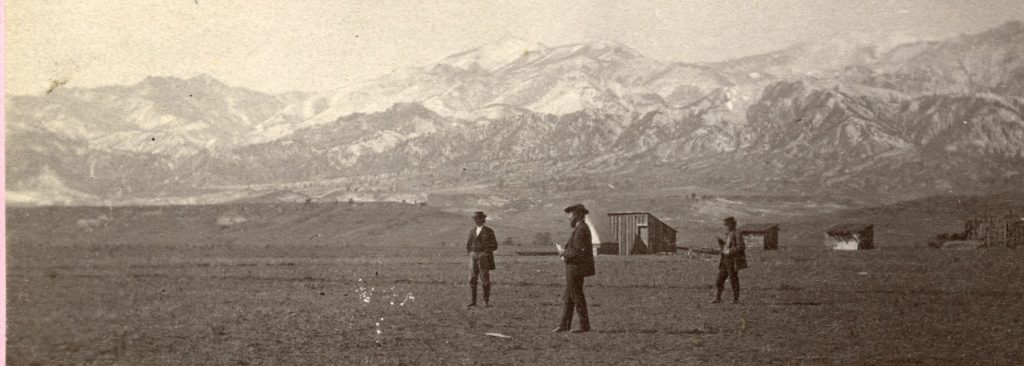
[502,237,517,247]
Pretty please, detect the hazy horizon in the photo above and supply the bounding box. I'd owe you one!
[6,0,1024,96]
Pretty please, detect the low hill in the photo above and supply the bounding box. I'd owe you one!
[5,202,537,265]
[7,192,1021,267]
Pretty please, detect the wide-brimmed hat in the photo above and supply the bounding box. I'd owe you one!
[472,211,487,219]
[564,204,589,215]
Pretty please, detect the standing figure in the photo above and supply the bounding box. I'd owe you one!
[714,216,747,304]
[466,211,498,307]
[553,204,595,333]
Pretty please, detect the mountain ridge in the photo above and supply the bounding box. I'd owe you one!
[6,21,1024,206]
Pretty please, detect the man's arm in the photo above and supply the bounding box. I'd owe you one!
[561,232,578,261]
[731,232,745,253]
[484,228,498,252]
[466,230,474,253]
[579,226,591,252]
[562,225,589,261]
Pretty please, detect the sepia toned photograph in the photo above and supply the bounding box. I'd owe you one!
[4,1,1024,364]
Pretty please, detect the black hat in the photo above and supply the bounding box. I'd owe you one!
[472,211,487,219]
[564,204,589,215]
[724,216,736,224]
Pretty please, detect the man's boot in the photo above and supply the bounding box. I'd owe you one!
[482,285,491,307]
[732,288,740,304]
[467,286,477,307]
[711,288,723,304]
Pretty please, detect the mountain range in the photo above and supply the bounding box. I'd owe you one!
[6,21,1024,206]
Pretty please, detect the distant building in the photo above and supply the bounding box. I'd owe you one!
[740,223,780,250]
[964,214,1024,248]
[825,224,874,250]
[607,212,677,255]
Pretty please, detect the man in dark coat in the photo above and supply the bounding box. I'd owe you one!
[553,204,595,333]
[713,216,747,304]
[466,211,498,307]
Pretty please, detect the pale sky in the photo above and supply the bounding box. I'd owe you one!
[6,0,1024,96]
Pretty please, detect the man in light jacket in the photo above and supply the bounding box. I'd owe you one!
[714,216,747,304]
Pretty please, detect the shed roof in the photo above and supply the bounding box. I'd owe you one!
[826,224,873,235]
[739,223,780,233]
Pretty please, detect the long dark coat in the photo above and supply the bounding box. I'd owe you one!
[562,222,595,277]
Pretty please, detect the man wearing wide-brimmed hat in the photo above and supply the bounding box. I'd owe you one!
[465,211,498,307]
[553,204,595,333]
[713,216,747,304]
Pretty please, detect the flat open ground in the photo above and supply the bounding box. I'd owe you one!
[6,203,1024,365]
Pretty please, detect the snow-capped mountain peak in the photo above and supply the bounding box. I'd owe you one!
[580,39,641,56]
[439,37,547,71]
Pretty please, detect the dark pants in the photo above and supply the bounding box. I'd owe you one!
[716,259,740,300]
[469,252,491,287]
[469,252,491,303]
[560,269,590,329]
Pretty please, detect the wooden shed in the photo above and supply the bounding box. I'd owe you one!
[825,224,874,250]
[607,212,677,255]
[740,223,780,250]
[964,215,1024,248]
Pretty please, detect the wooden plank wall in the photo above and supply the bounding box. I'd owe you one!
[743,234,766,250]
[609,214,648,255]
[647,215,677,253]
[966,217,1024,248]
[608,213,679,254]
[860,228,874,249]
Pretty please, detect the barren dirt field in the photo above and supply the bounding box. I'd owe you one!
[7,203,1024,365]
